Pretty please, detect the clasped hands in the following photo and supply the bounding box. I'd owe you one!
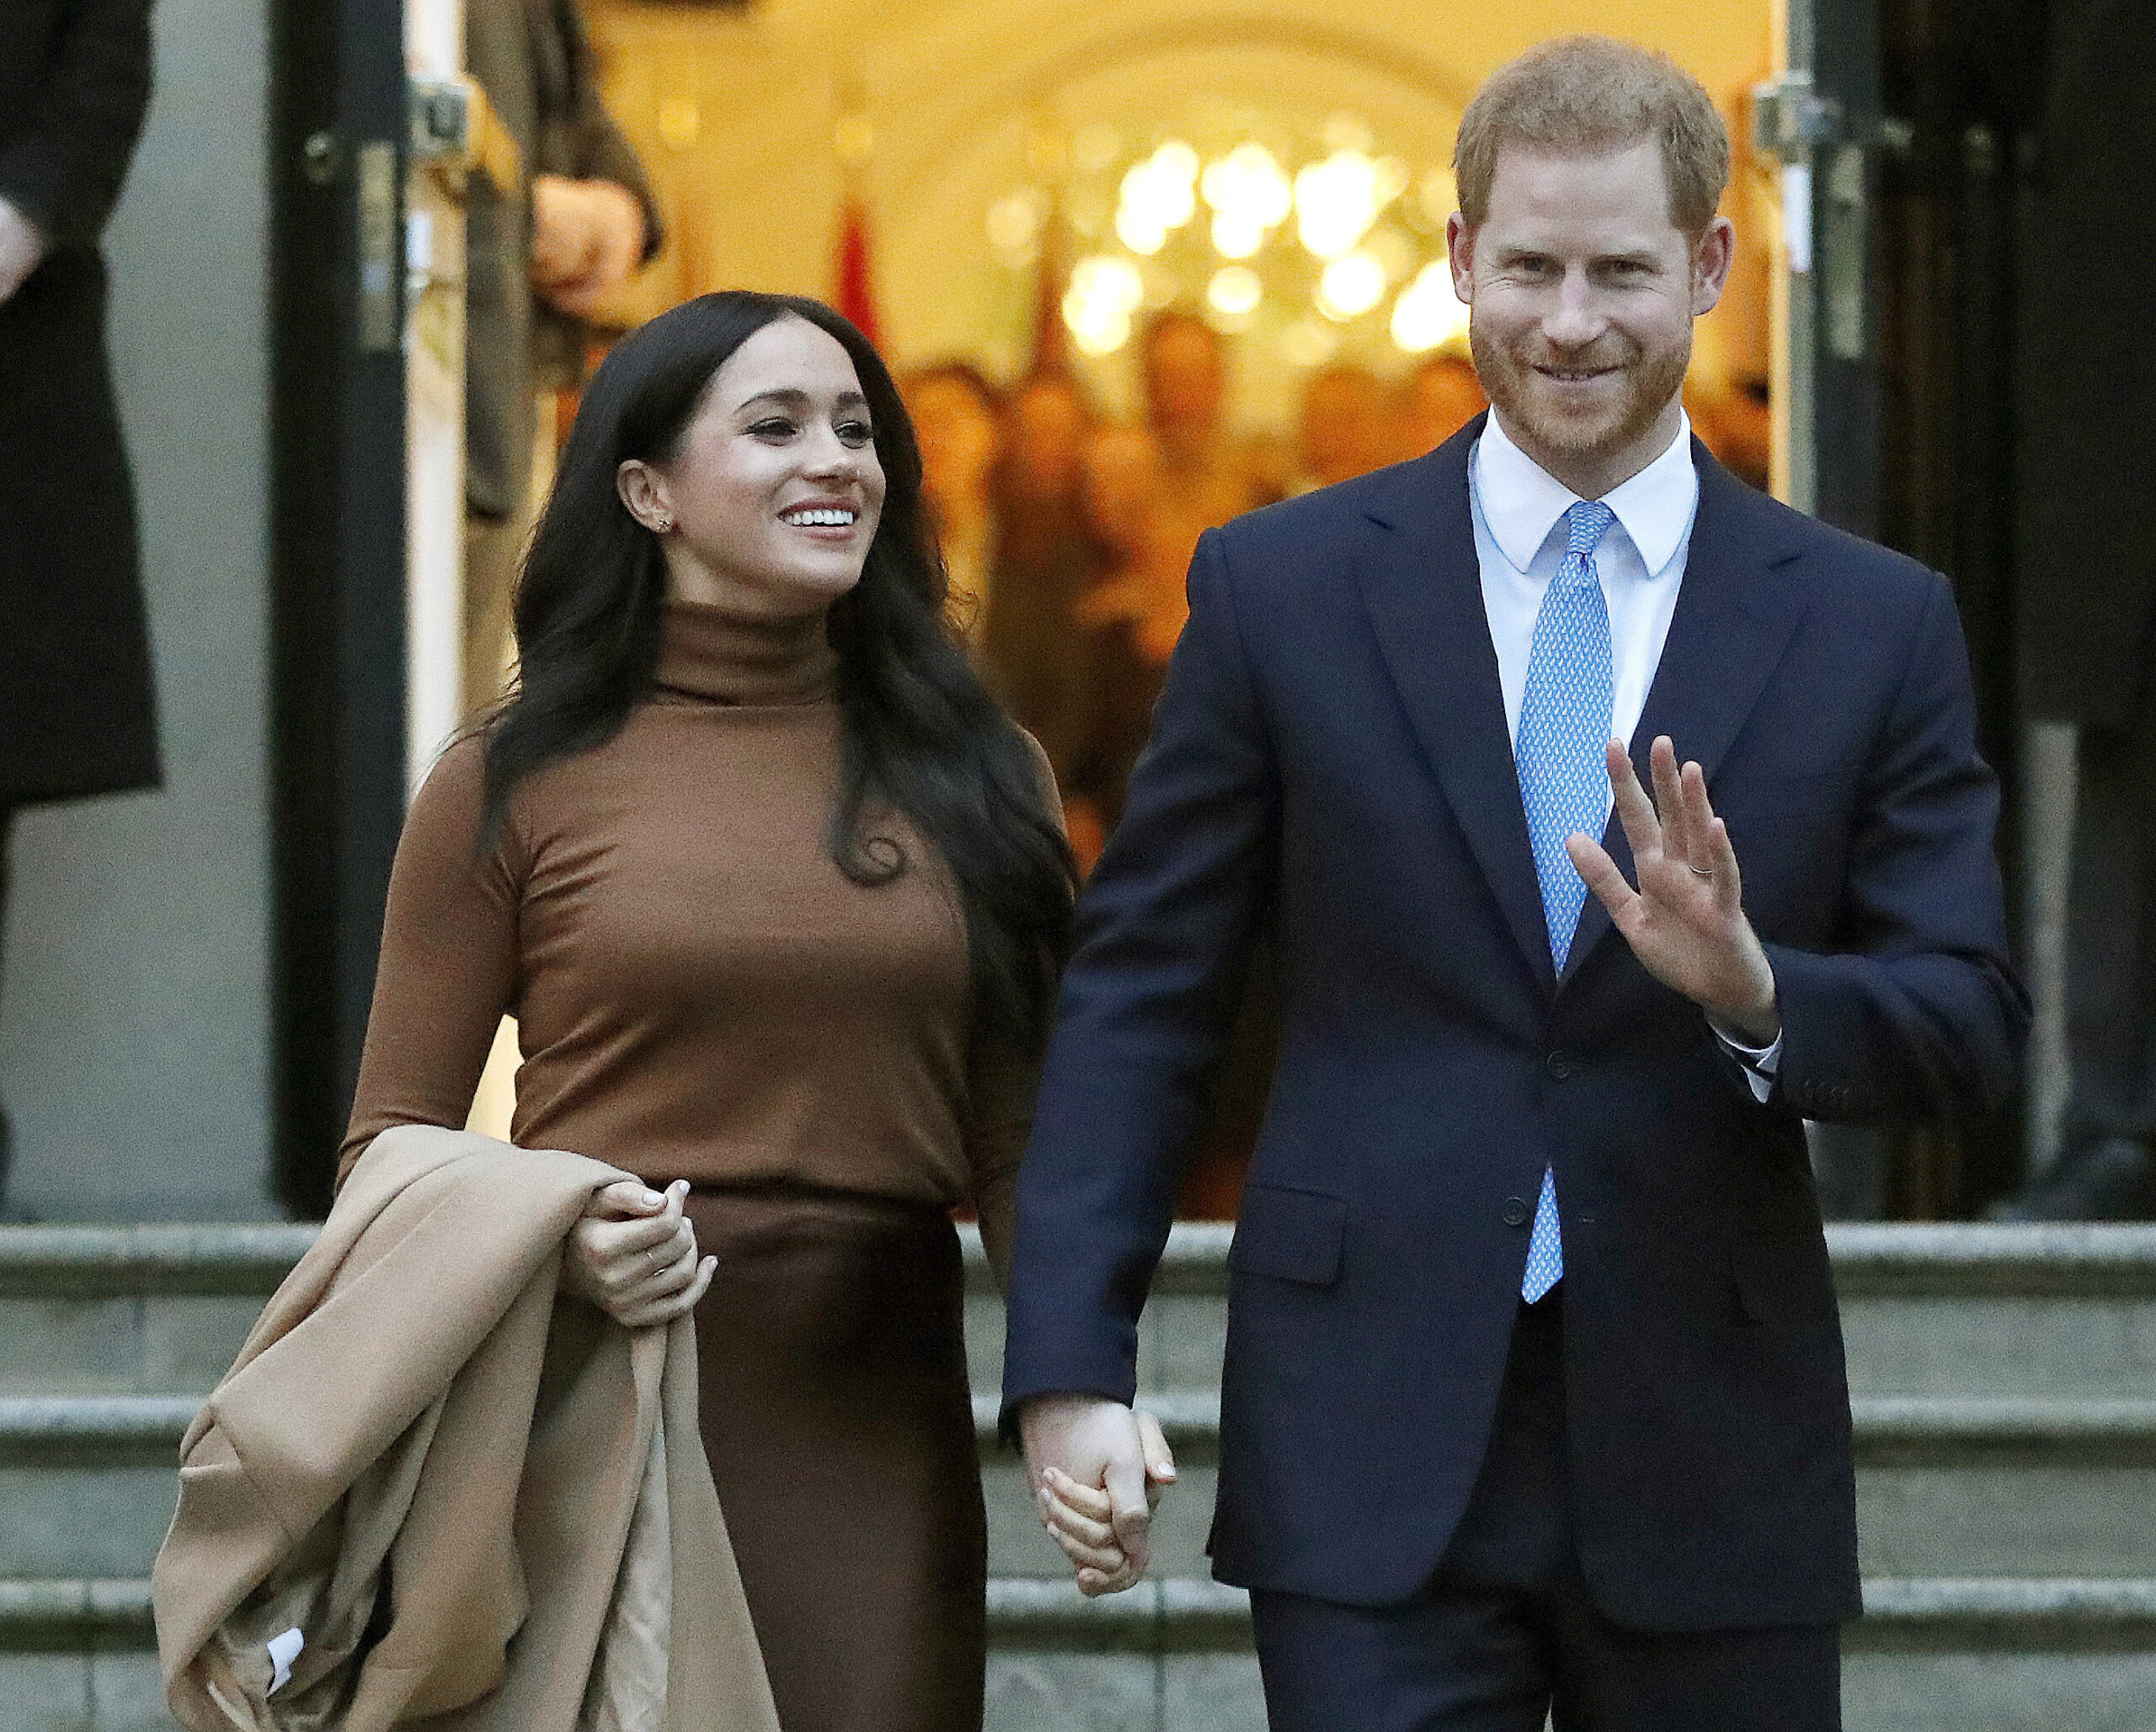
[1021,1396,1177,1596]
[561,1177,716,1329]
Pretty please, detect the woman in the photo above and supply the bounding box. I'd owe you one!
[339,291,1075,1729]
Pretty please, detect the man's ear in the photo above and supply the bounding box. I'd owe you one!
[616,457,672,530]
[1690,216,1737,316]
[1446,211,1476,306]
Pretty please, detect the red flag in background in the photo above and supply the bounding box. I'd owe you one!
[834,195,883,349]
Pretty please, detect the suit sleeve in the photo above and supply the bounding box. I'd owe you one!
[1001,527,1279,1419]
[0,0,153,250]
[1767,572,2030,1120]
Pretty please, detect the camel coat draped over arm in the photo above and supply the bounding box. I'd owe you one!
[151,1124,777,1732]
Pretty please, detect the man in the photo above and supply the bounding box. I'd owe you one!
[1003,36,2025,1730]
[0,0,163,1216]
[462,0,659,715]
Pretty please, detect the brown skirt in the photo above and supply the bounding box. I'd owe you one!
[682,1184,985,1732]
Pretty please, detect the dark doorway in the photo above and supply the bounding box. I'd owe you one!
[268,0,410,1218]
[1800,0,2046,1216]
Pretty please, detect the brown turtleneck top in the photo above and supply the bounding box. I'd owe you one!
[340,598,1044,1270]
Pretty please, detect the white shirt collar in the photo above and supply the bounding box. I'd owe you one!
[1475,408,1698,578]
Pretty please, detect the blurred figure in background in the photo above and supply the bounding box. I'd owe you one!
[462,0,663,717]
[979,370,1104,783]
[902,361,1003,644]
[1066,408,1273,1221]
[0,0,163,1218]
[1062,422,1192,868]
[1392,348,1487,459]
[1291,363,1392,493]
[1139,308,1278,529]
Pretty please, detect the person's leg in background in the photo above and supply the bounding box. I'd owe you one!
[2002,722,2156,1218]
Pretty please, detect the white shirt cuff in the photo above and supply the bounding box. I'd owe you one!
[1712,1023,1783,1103]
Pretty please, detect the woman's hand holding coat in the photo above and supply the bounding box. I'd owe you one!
[563,1178,716,1327]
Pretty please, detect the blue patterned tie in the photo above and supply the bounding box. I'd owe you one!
[1514,499,1615,1303]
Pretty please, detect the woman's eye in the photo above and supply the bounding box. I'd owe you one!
[836,420,874,447]
[749,418,798,440]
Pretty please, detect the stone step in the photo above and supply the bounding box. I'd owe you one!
[0,1226,312,1399]
[14,1388,2156,1587]
[13,1576,2156,1732]
[14,1222,2156,1400]
[974,1392,2156,1584]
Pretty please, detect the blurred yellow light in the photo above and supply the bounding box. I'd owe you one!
[1154,140,1200,183]
[1296,151,1385,260]
[1207,265,1262,317]
[1117,147,1197,253]
[1070,308,1133,356]
[1390,261,1470,353]
[1317,251,1387,321]
[1211,211,1263,259]
[1116,206,1168,255]
[1065,254,1145,354]
[1201,142,1292,229]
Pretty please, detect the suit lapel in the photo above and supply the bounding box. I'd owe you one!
[1354,421,1557,992]
[1560,445,1810,984]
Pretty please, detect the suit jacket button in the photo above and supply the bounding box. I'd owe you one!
[1502,1196,1530,1227]
[1546,1051,1575,1079]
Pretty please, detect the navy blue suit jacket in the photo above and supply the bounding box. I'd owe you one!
[1001,421,2028,1628]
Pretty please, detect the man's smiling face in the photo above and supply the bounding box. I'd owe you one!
[1448,138,1731,495]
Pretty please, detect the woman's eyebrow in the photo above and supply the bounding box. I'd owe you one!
[735,388,872,412]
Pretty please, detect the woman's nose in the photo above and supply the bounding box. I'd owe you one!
[803,429,861,476]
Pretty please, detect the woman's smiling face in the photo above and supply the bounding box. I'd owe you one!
[618,315,888,616]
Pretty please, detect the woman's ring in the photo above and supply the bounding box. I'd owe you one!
[1689,865,1716,878]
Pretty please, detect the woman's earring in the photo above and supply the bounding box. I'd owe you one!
[653,516,674,535]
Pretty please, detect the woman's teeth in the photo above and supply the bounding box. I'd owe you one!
[782,508,857,526]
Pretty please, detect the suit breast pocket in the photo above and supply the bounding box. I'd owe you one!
[1229,1184,1348,1287]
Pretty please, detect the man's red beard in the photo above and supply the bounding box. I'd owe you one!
[1469,322,1689,469]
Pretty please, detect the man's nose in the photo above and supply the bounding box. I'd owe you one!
[1540,271,1608,349]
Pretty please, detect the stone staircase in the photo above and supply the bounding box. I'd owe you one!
[7,1223,2156,1729]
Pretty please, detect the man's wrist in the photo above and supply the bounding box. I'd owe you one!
[1712,1000,1780,1048]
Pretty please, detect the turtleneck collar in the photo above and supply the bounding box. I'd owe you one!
[653,596,840,706]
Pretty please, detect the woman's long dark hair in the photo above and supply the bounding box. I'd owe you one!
[484,291,1075,1049]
